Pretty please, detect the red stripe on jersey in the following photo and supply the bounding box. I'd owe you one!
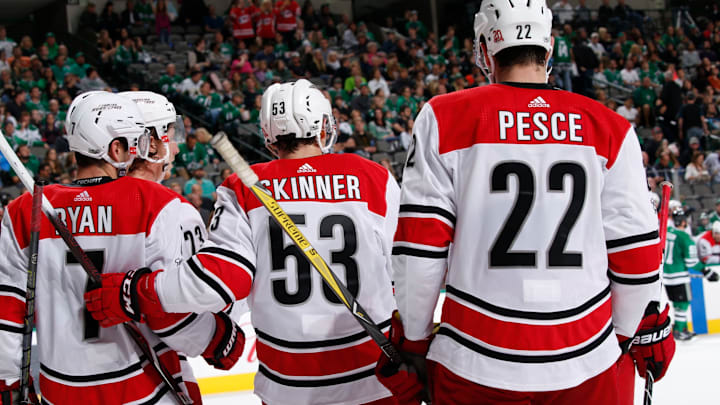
[608,243,661,275]
[441,296,612,351]
[6,177,188,249]
[196,253,253,300]
[0,295,24,325]
[394,217,453,248]
[39,352,182,405]
[257,336,384,377]
[223,154,391,218]
[429,84,631,169]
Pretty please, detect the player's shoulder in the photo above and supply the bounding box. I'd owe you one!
[118,176,184,206]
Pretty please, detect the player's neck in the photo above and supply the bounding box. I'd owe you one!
[128,166,162,183]
[494,64,547,85]
[278,144,323,160]
[77,163,119,180]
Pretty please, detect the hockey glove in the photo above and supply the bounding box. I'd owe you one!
[202,312,245,370]
[629,303,675,382]
[84,268,165,327]
[702,268,719,282]
[375,310,432,405]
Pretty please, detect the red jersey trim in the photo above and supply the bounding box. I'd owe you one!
[394,217,454,248]
[0,295,25,326]
[608,243,662,276]
[441,296,612,351]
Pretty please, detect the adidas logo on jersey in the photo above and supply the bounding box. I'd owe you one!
[528,96,550,108]
[73,191,92,202]
[297,163,317,173]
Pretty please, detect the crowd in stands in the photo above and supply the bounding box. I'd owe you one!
[2,0,720,228]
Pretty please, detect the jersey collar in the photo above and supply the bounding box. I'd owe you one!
[500,82,557,90]
[72,176,115,186]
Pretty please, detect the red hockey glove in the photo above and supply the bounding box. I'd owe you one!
[374,310,432,405]
[202,312,245,370]
[84,268,165,327]
[629,303,675,382]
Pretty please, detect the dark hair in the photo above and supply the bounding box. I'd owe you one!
[272,134,317,153]
[495,46,547,69]
[75,137,128,168]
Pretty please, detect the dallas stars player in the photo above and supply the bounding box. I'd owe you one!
[664,209,699,340]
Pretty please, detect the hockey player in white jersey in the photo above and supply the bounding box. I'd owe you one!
[376,1,674,404]
[0,91,243,404]
[86,79,401,404]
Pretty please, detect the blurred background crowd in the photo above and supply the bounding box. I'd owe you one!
[0,0,719,233]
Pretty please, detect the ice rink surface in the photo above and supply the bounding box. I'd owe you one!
[203,334,720,405]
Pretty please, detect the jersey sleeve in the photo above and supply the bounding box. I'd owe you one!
[155,183,254,314]
[393,103,455,340]
[0,208,27,384]
[380,173,400,279]
[601,127,662,338]
[698,236,719,264]
[143,199,215,357]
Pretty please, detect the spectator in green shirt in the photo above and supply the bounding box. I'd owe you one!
[114,37,137,71]
[368,108,393,140]
[184,168,217,200]
[43,32,59,60]
[71,52,91,78]
[158,63,183,95]
[405,10,427,39]
[9,144,40,184]
[175,132,209,178]
[633,77,657,127]
[195,82,223,123]
[221,92,247,128]
[344,65,366,93]
[50,55,73,86]
[25,87,48,116]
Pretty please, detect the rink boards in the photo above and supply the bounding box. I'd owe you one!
[688,271,720,334]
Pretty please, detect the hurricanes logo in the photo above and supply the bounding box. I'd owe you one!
[493,30,504,43]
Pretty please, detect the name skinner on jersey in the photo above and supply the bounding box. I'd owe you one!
[258,174,362,201]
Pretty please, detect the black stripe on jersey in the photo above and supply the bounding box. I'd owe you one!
[392,246,448,258]
[0,285,25,299]
[154,313,198,338]
[437,323,614,363]
[139,384,170,405]
[606,231,659,249]
[445,284,611,321]
[258,364,375,387]
[198,246,256,276]
[0,323,23,333]
[256,318,392,349]
[187,257,234,305]
[399,204,456,225]
[40,361,143,383]
[607,271,660,285]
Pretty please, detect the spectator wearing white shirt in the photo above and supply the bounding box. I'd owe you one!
[704,149,720,183]
[617,97,638,125]
[589,33,606,60]
[179,69,204,97]
[0,26,15,60]
[552,0,574,24]
[368,68,390,98]
[620,60,640,87]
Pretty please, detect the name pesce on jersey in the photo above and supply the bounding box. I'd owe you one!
[498,110,583,143]
[259,175,361,202]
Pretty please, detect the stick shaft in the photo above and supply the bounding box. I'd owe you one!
[19,184,42,405]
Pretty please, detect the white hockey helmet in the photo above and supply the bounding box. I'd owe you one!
[118,91,183,165]
[65,91,151,170]
[474,0,553,81]
[260,79,337,156]
[713,221,720,235]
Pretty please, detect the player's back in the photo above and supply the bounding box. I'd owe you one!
[0,176,192,404]
[396,83,660,390]
[213,153,398,405]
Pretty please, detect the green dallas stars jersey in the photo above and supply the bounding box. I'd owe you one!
[220,101,243,123]
[664,227,699,285]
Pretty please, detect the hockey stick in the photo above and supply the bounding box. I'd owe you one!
[210,132,405,366]
[0,135,193,405]
[643,181,673,405]
[19,183,42,405]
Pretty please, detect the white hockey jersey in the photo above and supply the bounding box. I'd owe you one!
[156,153,399,405]
[0,176,215,404]
[393,83,662,391]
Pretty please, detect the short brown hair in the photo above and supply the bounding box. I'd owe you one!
[495,46,547,69]
[272,134,316,154]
